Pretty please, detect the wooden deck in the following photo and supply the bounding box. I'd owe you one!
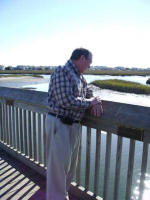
[0,148,78,200]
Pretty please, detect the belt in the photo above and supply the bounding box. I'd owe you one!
[48,112,80,124]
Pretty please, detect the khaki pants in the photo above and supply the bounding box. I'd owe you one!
[45,114,81,200]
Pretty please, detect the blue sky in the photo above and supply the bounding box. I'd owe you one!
[0,0,150,68]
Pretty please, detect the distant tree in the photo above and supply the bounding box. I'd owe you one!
[146,78,150,84]
[5,66,13,70]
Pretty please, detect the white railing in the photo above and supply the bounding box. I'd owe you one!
[0,87,150,200]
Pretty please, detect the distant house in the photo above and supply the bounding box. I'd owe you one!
[0,65,5,70]
[36,66,43,70]
[15,65,26,70]
[115,66,126,71]
[44,66,51,70]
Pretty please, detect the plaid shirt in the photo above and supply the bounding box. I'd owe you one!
[47,59,93,121]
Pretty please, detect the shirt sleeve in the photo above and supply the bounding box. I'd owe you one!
[52,67,92,110]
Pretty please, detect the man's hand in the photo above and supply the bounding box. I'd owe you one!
[90,96,102,106]
[90,97,103,117]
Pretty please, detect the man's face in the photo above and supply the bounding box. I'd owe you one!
[79,54,92,73]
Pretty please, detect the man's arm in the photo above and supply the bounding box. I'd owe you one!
[53,67,92,110]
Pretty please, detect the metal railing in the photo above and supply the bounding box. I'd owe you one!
[0,87,150,200]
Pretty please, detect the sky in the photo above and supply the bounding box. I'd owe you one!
[0,0,150,68]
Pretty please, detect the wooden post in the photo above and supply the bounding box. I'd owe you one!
[12,106,16,149]
[103,132,112,200]
[32,112,37,162]
[15,107,20,152]
[23,109,28,156]
[125,139,135,200]
[43,114,47,167]
[38,113,42,164]
[19,108,24,154]
[28,110,32,159]
[113,136,123,200]
[85,127,91,191]
[9,106,13,147]
[94,129,101,195]
[0,103,3,141]
[76,125,82,185]
[138,142,149,200]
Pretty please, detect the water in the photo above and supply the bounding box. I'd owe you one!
[77,127,150,200]
[21,75,150,199]
[41,74,150,85]
[23,75,150,107]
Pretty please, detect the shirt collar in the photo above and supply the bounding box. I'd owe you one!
[67,59,81,76]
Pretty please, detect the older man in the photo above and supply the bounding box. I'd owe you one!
[45,48,103,200]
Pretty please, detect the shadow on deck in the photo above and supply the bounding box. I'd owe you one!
[0,148,78,200]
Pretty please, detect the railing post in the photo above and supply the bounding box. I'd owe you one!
[103,132,112,200]
[113,136,123,200]
[9,105,13,147]
[32,112,37,162]
[138,142,149,200]
[38,113,42,164]
[0,103,3,141]
[22,109,27,155]
[76,125,82,185]
[85,127,91,191]
[19,108,24,154]
[28,110,32,159]
[125,139,135,200]
[12,106,17,149]
[94,129,101,195]
[15,107,20,151]
[43,113,47,167]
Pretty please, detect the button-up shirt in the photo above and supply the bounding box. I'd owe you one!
[47,59,93,121]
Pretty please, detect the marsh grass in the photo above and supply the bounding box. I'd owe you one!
[85,70,150,76]
[1,69,150,76]
[0,74,43,78]
[0,70,52,75]
[92,79,150,95]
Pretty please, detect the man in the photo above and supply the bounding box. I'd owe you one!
[45,48,103,200]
